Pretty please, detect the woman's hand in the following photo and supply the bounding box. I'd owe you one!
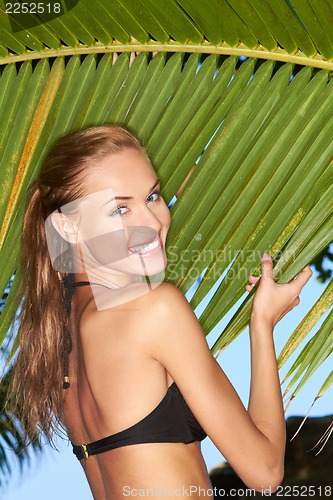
[246,253,312,328]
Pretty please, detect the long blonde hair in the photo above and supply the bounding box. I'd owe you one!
[8,125,145,441]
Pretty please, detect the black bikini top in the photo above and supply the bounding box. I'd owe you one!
[72,381,207,460]
[69,281,207,460]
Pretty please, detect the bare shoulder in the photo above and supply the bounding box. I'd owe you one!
[138,282,211,357]
[139,282,201,334]
[78,282,189,336]
[143,281,190,313]
[80,281,203,351]
[143,281,184,299]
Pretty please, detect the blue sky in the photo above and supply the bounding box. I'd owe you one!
[2,268,332,499]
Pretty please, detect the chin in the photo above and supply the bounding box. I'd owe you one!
[140,253,168,277]
[133,262,166,279]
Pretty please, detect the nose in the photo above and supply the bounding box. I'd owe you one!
[128,205,162,246]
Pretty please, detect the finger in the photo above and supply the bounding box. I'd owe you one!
[294,297,301,307]
[245,284,253,292]
[292,266,313,289]
[248,275,260,284]
[261,253,273,279]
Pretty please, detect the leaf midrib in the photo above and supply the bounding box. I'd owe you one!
[0,40,332,70]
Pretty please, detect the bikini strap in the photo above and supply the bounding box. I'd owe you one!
[72,281,92,287]
[73,281,111,289]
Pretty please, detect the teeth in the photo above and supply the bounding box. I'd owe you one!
[130,238,159,254]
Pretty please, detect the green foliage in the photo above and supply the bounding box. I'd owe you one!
[0,0,332,479]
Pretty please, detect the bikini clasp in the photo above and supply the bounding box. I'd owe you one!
[81,444,89,459]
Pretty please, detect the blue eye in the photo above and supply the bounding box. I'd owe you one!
[109,190,161,216]
[110,205,128,217]
[146,190,161,203]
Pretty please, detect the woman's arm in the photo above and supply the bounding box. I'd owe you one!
[247,254,312,471]
[247,316,286,484]
[144,254,312,492]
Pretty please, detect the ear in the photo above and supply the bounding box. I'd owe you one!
[50,211,78,245]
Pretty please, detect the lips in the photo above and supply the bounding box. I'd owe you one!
[129,236,160,254]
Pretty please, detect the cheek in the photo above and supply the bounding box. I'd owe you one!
[78,211,124,240]
[77,220,102,241]
[159,203,171,230]
[165,210,171,230]
[159,200,171,228]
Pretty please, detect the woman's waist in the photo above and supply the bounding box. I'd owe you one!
[97,441,212,493]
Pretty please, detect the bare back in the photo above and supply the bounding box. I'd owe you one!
[61,283,212,499]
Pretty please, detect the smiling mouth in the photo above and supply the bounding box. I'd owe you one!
[129,237,160,254]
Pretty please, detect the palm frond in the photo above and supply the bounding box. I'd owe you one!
[0,0,332,69]
[0,0,332,473]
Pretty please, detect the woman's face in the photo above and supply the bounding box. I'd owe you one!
[73,148,171,285]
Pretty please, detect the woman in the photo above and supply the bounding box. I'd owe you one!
[9,125,312,498]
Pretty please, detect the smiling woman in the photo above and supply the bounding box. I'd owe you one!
[7,125,312,499]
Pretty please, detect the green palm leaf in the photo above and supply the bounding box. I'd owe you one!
[0,0,333,475]
[1,0,333,69]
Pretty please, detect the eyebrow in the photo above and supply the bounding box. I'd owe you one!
[104,178,160,205]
